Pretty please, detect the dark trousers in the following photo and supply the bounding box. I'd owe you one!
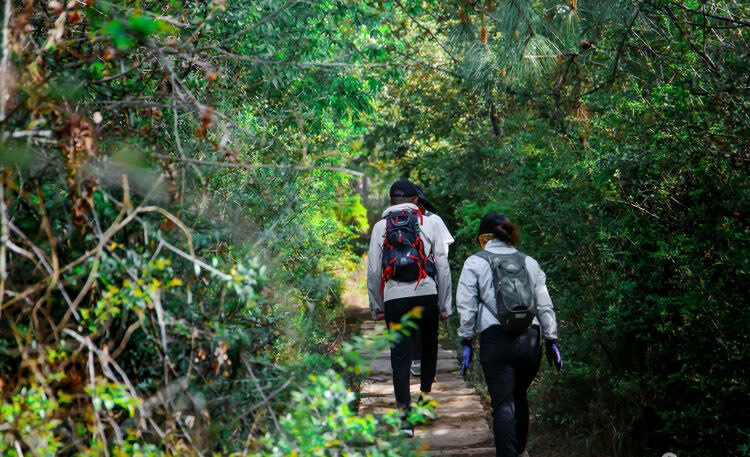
[479,325,542,457]
[384,294,439,407]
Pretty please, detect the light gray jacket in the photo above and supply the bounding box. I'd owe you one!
[367,203,453,319]
[456,239,558,341]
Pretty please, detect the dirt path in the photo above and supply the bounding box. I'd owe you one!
[343,259,495,456]
[356,320,495,456]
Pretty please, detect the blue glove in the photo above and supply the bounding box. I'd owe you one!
[545,339,563,372]
[460,339,473,379]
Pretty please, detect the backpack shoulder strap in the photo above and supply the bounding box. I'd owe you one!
[472,251,501,329]
[474,250,493,263]
[511,250,536,306]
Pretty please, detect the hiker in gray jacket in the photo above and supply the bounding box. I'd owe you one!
[367,180,452,436]
[456,213,563,457]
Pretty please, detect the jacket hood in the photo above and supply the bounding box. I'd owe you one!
[381,203,419,218]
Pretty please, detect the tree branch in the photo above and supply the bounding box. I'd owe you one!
[151,153,365,178]
[583,4,642,97]
[669,1,750,28]
[661,3,719,72]
[0,0,12,122]
[0,176,6,315]
[393,0,458,64]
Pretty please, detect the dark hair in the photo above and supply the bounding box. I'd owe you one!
[478,213,520,246]
[493,219,520,246]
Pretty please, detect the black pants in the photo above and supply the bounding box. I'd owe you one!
[384,294,439,407]
[479,325,542,457]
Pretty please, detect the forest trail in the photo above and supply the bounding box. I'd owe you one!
[357,320,495,456]
[343,261,496,456]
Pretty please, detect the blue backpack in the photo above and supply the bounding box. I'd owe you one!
[381,209,436,287]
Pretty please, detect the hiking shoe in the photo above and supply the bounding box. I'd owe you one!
[410,360,421,376]
[399,416,414,437]
[416,392,437,420]
[517,450,530,457]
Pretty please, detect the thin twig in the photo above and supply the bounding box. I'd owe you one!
[93,60,145,84]
[393,0,458,64]
[110,319,142,359]
[0,176,6,314]
[616,199,660,219]
[151,153,365,178]
[151,290,170,386]
[662,4,719,72]
[583,4,642,97]
[87,346,110,456]
[157,239,230,280]
[0,0,12,122]
[243,358,282,434]
[63,329,147,420]
[206,47,388,69]
[13,440,24,457]
[238,377,294,421]
[670,1,750,28]
[57,202,193,331]
[223,0,302,44]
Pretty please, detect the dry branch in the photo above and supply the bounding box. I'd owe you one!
[0,177,6,315]
[0,0,11,122]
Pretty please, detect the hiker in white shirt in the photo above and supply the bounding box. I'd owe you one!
[409,185,454,377]
[366,180,452,436]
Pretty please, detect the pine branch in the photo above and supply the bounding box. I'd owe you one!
[583,3,643,97]
[393,0,459,64]
[659,3,719,73]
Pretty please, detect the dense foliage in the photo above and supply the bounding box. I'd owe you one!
[0,1,428,456]
[362,1,749,456]
[1,1,748,456]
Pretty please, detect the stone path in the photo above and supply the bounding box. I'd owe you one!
[357,320,496,457]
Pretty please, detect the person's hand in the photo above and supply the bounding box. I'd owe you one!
[545,339,563,372]
[439,311,450,320]
[374,312,385,321]
[460,339,473,379]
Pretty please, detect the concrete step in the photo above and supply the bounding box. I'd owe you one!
[428,447,496,457]
[370,357,458,376]
[360,402,485,420]
[414,417,493,449]
[364,348,457,360]
[361,381,476,398]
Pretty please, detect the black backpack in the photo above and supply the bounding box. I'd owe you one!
[381,209,436,286]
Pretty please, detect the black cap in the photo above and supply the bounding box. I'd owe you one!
[478,213,510,237]
[389,179,419,198]
[415,185,438,213]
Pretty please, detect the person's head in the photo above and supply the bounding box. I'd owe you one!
[389,180,419,206]
[477,213,519,249]
[415,185,438,214]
